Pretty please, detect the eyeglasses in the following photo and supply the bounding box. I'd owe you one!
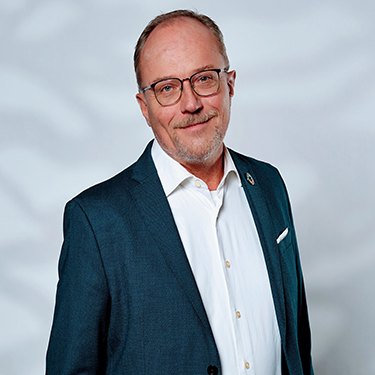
[141,68,228,106]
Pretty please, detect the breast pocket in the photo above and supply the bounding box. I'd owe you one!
[276,227,291,252]
[277,227,299,313]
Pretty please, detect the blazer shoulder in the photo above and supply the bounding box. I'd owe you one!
[229,148,283,184]
[228,148,291,211]
[75,166,136,202]
[70,141,157,208]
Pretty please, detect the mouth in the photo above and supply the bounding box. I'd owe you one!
[183,119,210,129]
[174,111,217,130]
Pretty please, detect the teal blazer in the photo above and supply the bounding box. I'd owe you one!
[46,141,313,374]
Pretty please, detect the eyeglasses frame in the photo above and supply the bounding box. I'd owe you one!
[140,68,229,106]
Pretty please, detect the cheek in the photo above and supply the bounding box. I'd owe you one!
[214,95,231,120]
[148,107,176,137]
[148,105,166,126]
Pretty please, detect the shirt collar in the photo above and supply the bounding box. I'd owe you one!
[151,139,241,197]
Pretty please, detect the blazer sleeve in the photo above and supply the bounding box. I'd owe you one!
[283,172,314,375]
[296,250,314,375]
[46,200,110,374]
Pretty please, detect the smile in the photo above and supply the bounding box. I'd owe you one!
[184,119,209,128]
[174,111,217,130]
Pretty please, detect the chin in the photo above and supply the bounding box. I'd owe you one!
[175,137,224,165]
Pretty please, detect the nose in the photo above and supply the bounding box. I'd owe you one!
[179,79,203,113]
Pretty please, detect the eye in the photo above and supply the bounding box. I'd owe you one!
[161,85,173,93]
[155,79,180,95]
[199,75,209,83]
[199,74,213,83]
[194,71,215,86]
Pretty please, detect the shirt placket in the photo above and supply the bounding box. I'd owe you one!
[216,183,254,375]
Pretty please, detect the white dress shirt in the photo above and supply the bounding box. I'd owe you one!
[152,140,281,375]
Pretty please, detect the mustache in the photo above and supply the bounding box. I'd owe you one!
[173,110,218,129]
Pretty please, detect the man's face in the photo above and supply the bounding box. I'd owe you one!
[136,18,236,168]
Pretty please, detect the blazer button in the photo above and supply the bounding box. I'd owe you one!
[207,364,218,375]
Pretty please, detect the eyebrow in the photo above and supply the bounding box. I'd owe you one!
[150,65,216,84]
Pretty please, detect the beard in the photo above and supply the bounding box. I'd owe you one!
[171,124,225,164]
[168,109,229,164]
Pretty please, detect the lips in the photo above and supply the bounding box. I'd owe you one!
[184,119,209,128]
[174,110,217,129]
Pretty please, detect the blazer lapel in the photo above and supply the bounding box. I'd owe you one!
[128,142,213,334]
[230,150,287,346]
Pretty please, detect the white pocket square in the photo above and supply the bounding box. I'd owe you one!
[276,228,289,244]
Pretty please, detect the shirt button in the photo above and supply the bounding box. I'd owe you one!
[225,260,231,268]
[245,361,250,369]
[236,310,241,318]
[195,180,201,188]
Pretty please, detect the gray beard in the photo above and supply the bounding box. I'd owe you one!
[171,123,225,164]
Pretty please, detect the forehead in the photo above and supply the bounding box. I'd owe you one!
[140,18,224,82]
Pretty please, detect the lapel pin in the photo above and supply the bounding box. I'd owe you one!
[246,172,255,185]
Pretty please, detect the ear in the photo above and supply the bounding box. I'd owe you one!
[136,93,151,127]
[227,70,236,97]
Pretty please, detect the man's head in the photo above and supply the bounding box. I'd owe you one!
[135,10,236,168]
[134,10,230,91]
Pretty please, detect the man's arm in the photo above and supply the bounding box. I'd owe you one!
[296,254,314,375]
[286,182,314,375]
[46,200,110,374]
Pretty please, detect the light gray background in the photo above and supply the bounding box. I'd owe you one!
[1,0,374,374]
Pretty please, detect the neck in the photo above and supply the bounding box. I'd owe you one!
[179,148,225,191]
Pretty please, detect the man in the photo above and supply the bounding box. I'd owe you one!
[46,10,313,375]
